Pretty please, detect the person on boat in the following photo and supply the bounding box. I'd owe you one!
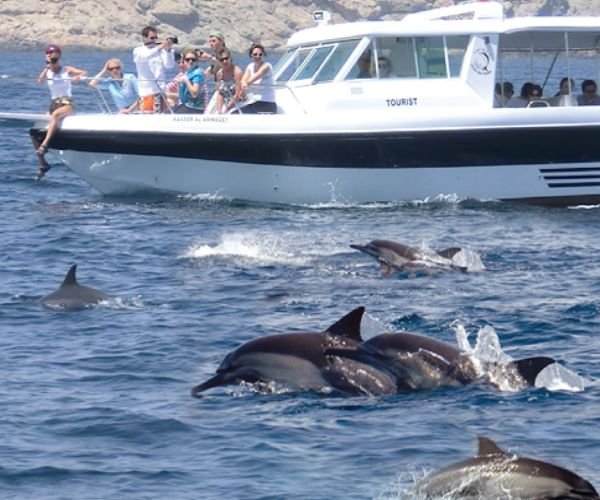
[549,77,577,106]
[165,52,184,109]
[507,82,534,108]
[132,26,175,113]
[377,56,395,78]
[356,50,372,78]
[33,44,87,181]
[577,79,600,106]
[88,58,139,114]
[494,81,513,107]
[239,43,277,114]
[174,50,209,113]
[214,48,244,114]
[199,31,227,82]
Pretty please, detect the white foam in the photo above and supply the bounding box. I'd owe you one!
[535,362,585,392]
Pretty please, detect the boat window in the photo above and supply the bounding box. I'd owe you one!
[374,37,417,78]
[295,45,335,81]
[446,36,470,77]
[314,39,361,83]
[276,48,312,82]
[415,37,447,78]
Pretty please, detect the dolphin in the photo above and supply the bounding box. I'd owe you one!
[350,239,466,275]
[326,332,556,392]
[413,436,599,499]
[40,264,112,309]
[191,307,397,397]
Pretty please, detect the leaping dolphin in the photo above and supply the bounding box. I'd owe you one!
[326,331,556,392]
[191,307,396,397]
[350,239,467,275]
[40,264,112,310]
[414,436,599,499]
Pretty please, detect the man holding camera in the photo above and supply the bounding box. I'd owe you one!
[133,26,176,113]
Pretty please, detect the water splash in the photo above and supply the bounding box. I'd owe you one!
[451,321,583,392]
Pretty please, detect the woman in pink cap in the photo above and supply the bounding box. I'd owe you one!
[33,44,87,180]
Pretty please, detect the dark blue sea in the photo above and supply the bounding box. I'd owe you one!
[0,51,599,499]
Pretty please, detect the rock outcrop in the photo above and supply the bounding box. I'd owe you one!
[1,0,600,52]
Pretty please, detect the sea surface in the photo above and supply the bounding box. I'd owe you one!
[0,51,599,499]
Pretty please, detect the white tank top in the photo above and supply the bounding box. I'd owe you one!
[47,67,72,99]
[245,62,275,103]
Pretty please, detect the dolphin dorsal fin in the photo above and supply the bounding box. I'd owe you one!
[436,247,462,260]
[61,265,78,287]
[326,307,364,341]
[477,437,506,457]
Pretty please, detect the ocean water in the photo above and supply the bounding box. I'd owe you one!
[0,51,599,499]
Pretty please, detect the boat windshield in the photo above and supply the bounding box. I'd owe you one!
[275,39,361,83]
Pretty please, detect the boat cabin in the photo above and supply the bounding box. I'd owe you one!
[271,1,600,115]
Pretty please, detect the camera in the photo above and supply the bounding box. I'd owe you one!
[49,57,59,64]
[167,36,179,45]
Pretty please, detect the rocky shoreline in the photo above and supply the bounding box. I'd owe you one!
[1,0,599,53]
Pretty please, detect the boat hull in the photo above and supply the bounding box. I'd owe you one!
[30,111,600,206]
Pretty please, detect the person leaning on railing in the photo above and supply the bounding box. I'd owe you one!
[88,58,139,114]
[239,43,277,114]
[34,43,87,181]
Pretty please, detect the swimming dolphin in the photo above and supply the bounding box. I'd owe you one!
[350,239,466,275]
[413,436,599,499]
[40,264,111,309]
[326,332,556,392]
[191,307,397,397]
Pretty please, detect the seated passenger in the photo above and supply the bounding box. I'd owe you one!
[239,43,277,114]
[548,77,577,106]
[494,81,514,107]
[165,52,185,109]
[356,50,372,79]
[577,79,600,106]
[175,50,208,113]
[507,82,533,108]
[377,56,396,78]
[89,58,139,114]
[526,84,548,107]
[215,48,244,113]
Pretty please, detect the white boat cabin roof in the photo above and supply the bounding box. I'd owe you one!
[287,1,600,51]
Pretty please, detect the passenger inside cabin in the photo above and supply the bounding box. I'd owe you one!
[494,81,514,107]
[377,56,395,78]
[507,82,533,108]
[356,50,372,78]
[577,79,600,106]
[527,84,548,107]
[549,77,577,106]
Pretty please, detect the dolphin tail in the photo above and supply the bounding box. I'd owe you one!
[191,373,228,397]
[512,356,556,386]
[325,307,364,342]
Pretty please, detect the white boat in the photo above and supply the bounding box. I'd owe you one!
[5,0,600,206]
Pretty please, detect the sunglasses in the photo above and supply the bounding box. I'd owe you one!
[219,56,230,62]
[184,57,197,62]
[252,52,263,57]
[108,66,121,71]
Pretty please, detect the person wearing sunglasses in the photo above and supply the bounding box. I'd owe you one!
[240,43,277,114]
[577,79,600,106]
[132,25,175,113]
[33,43,87,181]
[89,58,139,114]
[214,48,244,114]
[175,50,209,113]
